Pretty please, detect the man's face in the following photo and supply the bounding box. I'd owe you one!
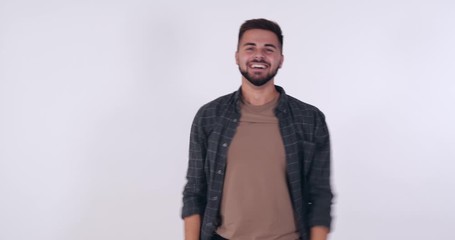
[236,29,284,87]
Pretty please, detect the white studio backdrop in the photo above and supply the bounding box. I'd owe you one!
[1,0,454,239]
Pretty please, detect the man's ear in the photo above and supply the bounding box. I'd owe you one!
[279,55,284,68]
[235,51,239,65]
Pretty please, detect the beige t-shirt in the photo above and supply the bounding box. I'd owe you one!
[216,96,299,240]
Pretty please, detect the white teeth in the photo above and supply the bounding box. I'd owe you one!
[251,64,266,69]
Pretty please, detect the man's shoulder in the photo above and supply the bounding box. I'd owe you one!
[194,91,236,118]
[202,92,235,109]
[285,94,325,117]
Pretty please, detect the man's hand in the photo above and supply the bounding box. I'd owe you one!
[310,226,329,240]
[184,214,201,240]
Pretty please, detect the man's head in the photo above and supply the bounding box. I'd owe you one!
[236,19,284,87]
[238,18,283,51]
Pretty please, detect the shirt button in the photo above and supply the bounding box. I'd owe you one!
[211,196,218,200]
[217,170,223,175]
[222,143,228,147]
[233,118,237,122]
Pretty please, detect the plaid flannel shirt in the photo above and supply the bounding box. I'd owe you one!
[182,86,333,240]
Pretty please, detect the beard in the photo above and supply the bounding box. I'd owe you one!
[239,63,280,87]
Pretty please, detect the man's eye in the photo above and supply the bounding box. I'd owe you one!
[266,48,274,53]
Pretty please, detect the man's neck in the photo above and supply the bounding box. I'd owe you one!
[241,79,279,106]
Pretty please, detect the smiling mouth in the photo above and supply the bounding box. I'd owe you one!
[249,63,268,69]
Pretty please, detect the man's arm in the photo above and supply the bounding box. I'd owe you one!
[184,214,201,240]
[307,110,333,235]
[182,108,208,239]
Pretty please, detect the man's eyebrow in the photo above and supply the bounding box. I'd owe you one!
[242,43,278,49]
[242,42,256,47]
[265,44,278,49]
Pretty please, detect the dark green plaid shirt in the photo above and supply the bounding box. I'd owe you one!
[182,86,333,240]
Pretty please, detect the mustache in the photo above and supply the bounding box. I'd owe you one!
[249,60,269,64]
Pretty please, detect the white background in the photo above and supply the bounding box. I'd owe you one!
[1,0,454,239]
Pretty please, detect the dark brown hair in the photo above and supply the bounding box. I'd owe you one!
[238,18,283,50]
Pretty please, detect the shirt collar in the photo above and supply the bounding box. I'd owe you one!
[232,85,288,114]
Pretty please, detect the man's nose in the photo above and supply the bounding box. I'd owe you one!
[253,51,265,60]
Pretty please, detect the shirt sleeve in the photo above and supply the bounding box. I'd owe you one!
[307,110,333,229]
[181,108,208,219]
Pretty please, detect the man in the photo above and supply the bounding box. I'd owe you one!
[182,18,333,240]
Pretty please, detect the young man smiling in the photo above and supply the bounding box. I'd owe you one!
[182,19,333,240]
